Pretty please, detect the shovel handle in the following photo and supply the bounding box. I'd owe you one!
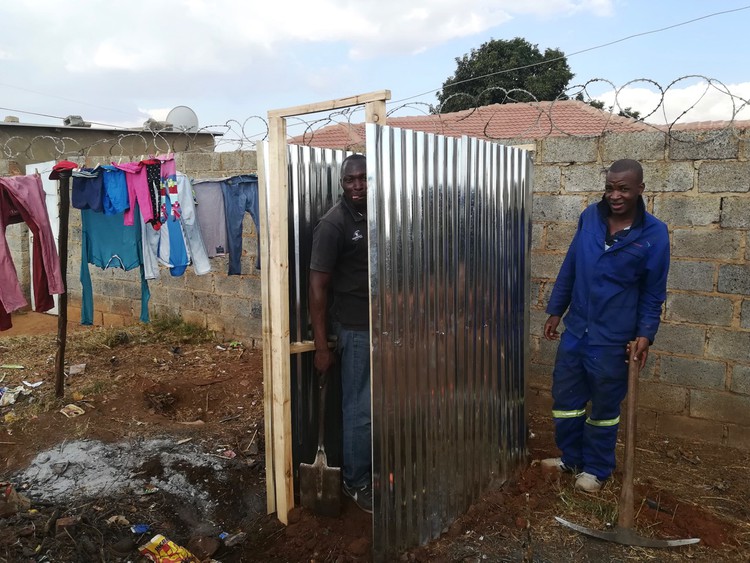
[618,340,639,529]
[317,371,327,450]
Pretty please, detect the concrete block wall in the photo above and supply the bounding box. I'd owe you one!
[526,127,750,449]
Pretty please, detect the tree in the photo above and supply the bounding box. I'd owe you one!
[436,37,573,113]
[585,97,642,121]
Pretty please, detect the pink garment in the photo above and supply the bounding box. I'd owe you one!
[0,175,64,324]
[115,161,154,226]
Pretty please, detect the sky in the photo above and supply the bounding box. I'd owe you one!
[1,0,748,148]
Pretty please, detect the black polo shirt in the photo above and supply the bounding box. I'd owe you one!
[310,196,369,330]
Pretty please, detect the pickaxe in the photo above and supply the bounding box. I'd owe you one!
[555,340,701,548]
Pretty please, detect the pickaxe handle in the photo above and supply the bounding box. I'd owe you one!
[618,340,640,529]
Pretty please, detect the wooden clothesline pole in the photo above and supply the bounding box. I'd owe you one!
[54,171,71,398]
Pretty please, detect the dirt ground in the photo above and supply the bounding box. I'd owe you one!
[1,311,749,562]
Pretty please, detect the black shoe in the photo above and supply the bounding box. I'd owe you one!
[342,482,372,514]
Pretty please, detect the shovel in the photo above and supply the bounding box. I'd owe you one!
[556,340,701,548]
[299,371,341,517]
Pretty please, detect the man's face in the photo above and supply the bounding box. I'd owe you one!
[604,169,643,219]
[341,159,367,212]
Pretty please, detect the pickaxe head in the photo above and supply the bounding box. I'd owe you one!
[555,516,701,548]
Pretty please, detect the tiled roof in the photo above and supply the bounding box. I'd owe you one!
[289,100,651,149]
[289,100,750,150]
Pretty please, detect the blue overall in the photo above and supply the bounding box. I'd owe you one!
[546,198,669,479]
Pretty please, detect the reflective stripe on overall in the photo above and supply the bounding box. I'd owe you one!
[551,330,628,479]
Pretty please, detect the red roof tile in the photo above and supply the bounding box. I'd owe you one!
[289,100,650,149]
[289,100,750,150]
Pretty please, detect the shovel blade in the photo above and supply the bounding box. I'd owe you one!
[555,517,700,548]
[299,450,341,517]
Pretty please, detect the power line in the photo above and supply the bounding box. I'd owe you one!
[0,82,135,116]
[393,4,750,105]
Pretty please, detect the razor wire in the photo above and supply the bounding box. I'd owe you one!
[2,76,749,164]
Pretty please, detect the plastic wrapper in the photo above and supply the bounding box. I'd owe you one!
[139,534,200,563]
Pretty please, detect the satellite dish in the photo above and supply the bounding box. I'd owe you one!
[166,105,199,132]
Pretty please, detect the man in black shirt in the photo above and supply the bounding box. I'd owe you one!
[309,154,372,513]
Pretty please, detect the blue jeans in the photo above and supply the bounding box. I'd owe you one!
[551,331,628,479]
[221,175,260,275]
[336,325,372,488]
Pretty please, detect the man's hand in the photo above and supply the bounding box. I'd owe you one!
[544,315,562,340]
[626,336,650,370]
[314,347,335,374]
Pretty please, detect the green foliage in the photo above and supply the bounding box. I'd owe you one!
[436,37,574,113]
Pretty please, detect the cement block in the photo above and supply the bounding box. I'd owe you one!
[653,195,721,227]
[725,423,750,449]
[533,335,559,365]
[667,260,715,292]
[668,129,739,160]
[529,309,550,337]
[220,152,243,172]
[707,328,750,363]
[600,131,666,162]
[182,152,214,173]
[220,296,253,318]
[241,151,258,171]
[651,322,706,356]
[250,300,263,318]
[641,161,694,192]
[531,165,562,193]
[638,381,688,414]
[181,309,207,328]
[717,264,750,295]
[720,196,750,228]
[731,364,750,395]
[530,253,565,280]
[531,223,543,250]
[193,291,222,311]
[657,414,728,444]
[698,160,750,193]
[659,355,727,390]
[690,389,750,425]
[671,229,742,260]
[167,288,195,311]
[531,195,584,222]
[528,362,552,390]
[665,294,734,326]
[742,300,750,329]
[562,164,605,192]
[545,223,577,251]
[541,136,598,164]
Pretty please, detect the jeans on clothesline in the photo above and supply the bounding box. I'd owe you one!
[221,175,260,275]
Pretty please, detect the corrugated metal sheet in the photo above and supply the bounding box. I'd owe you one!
[366,124,532,560]
[280,129,531,558]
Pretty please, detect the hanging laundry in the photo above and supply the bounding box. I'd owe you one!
[175,173,210,276]
[71,167,104,212]
[0,174,64,331]
[80,208,149,325]
[192,180,227,258]
[222,174,260,275]
[100,165,129,215]
[115,161,156,227]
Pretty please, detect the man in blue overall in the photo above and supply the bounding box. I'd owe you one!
[309,154,372,513]
[542,159,670,492]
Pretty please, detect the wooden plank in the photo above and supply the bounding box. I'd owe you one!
[269,90,391,119]
[267,115,294,524]
[289,340,336,354]
[256,143,277,515]
[365,99,388,125]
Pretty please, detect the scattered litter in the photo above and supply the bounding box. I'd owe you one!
[139,534,200,563]
[71,391,85,401]
[176,438,193,445]
[59,404,86,418]
[219,450,236,459]
[216,345,226,351]
[227,341,243,349]
[178,420,205,426]
[0,386,32,406]
[22,380,44,388]
[106,515,130,526]
[0,364,24,369]
[67,364,86,376]
[0,483,31,518]
[222,531,247,547]
[4,412,17,424]
[131,523,151,534]
[138,484,159,495]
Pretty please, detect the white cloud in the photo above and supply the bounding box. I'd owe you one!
[595,79,750,124]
